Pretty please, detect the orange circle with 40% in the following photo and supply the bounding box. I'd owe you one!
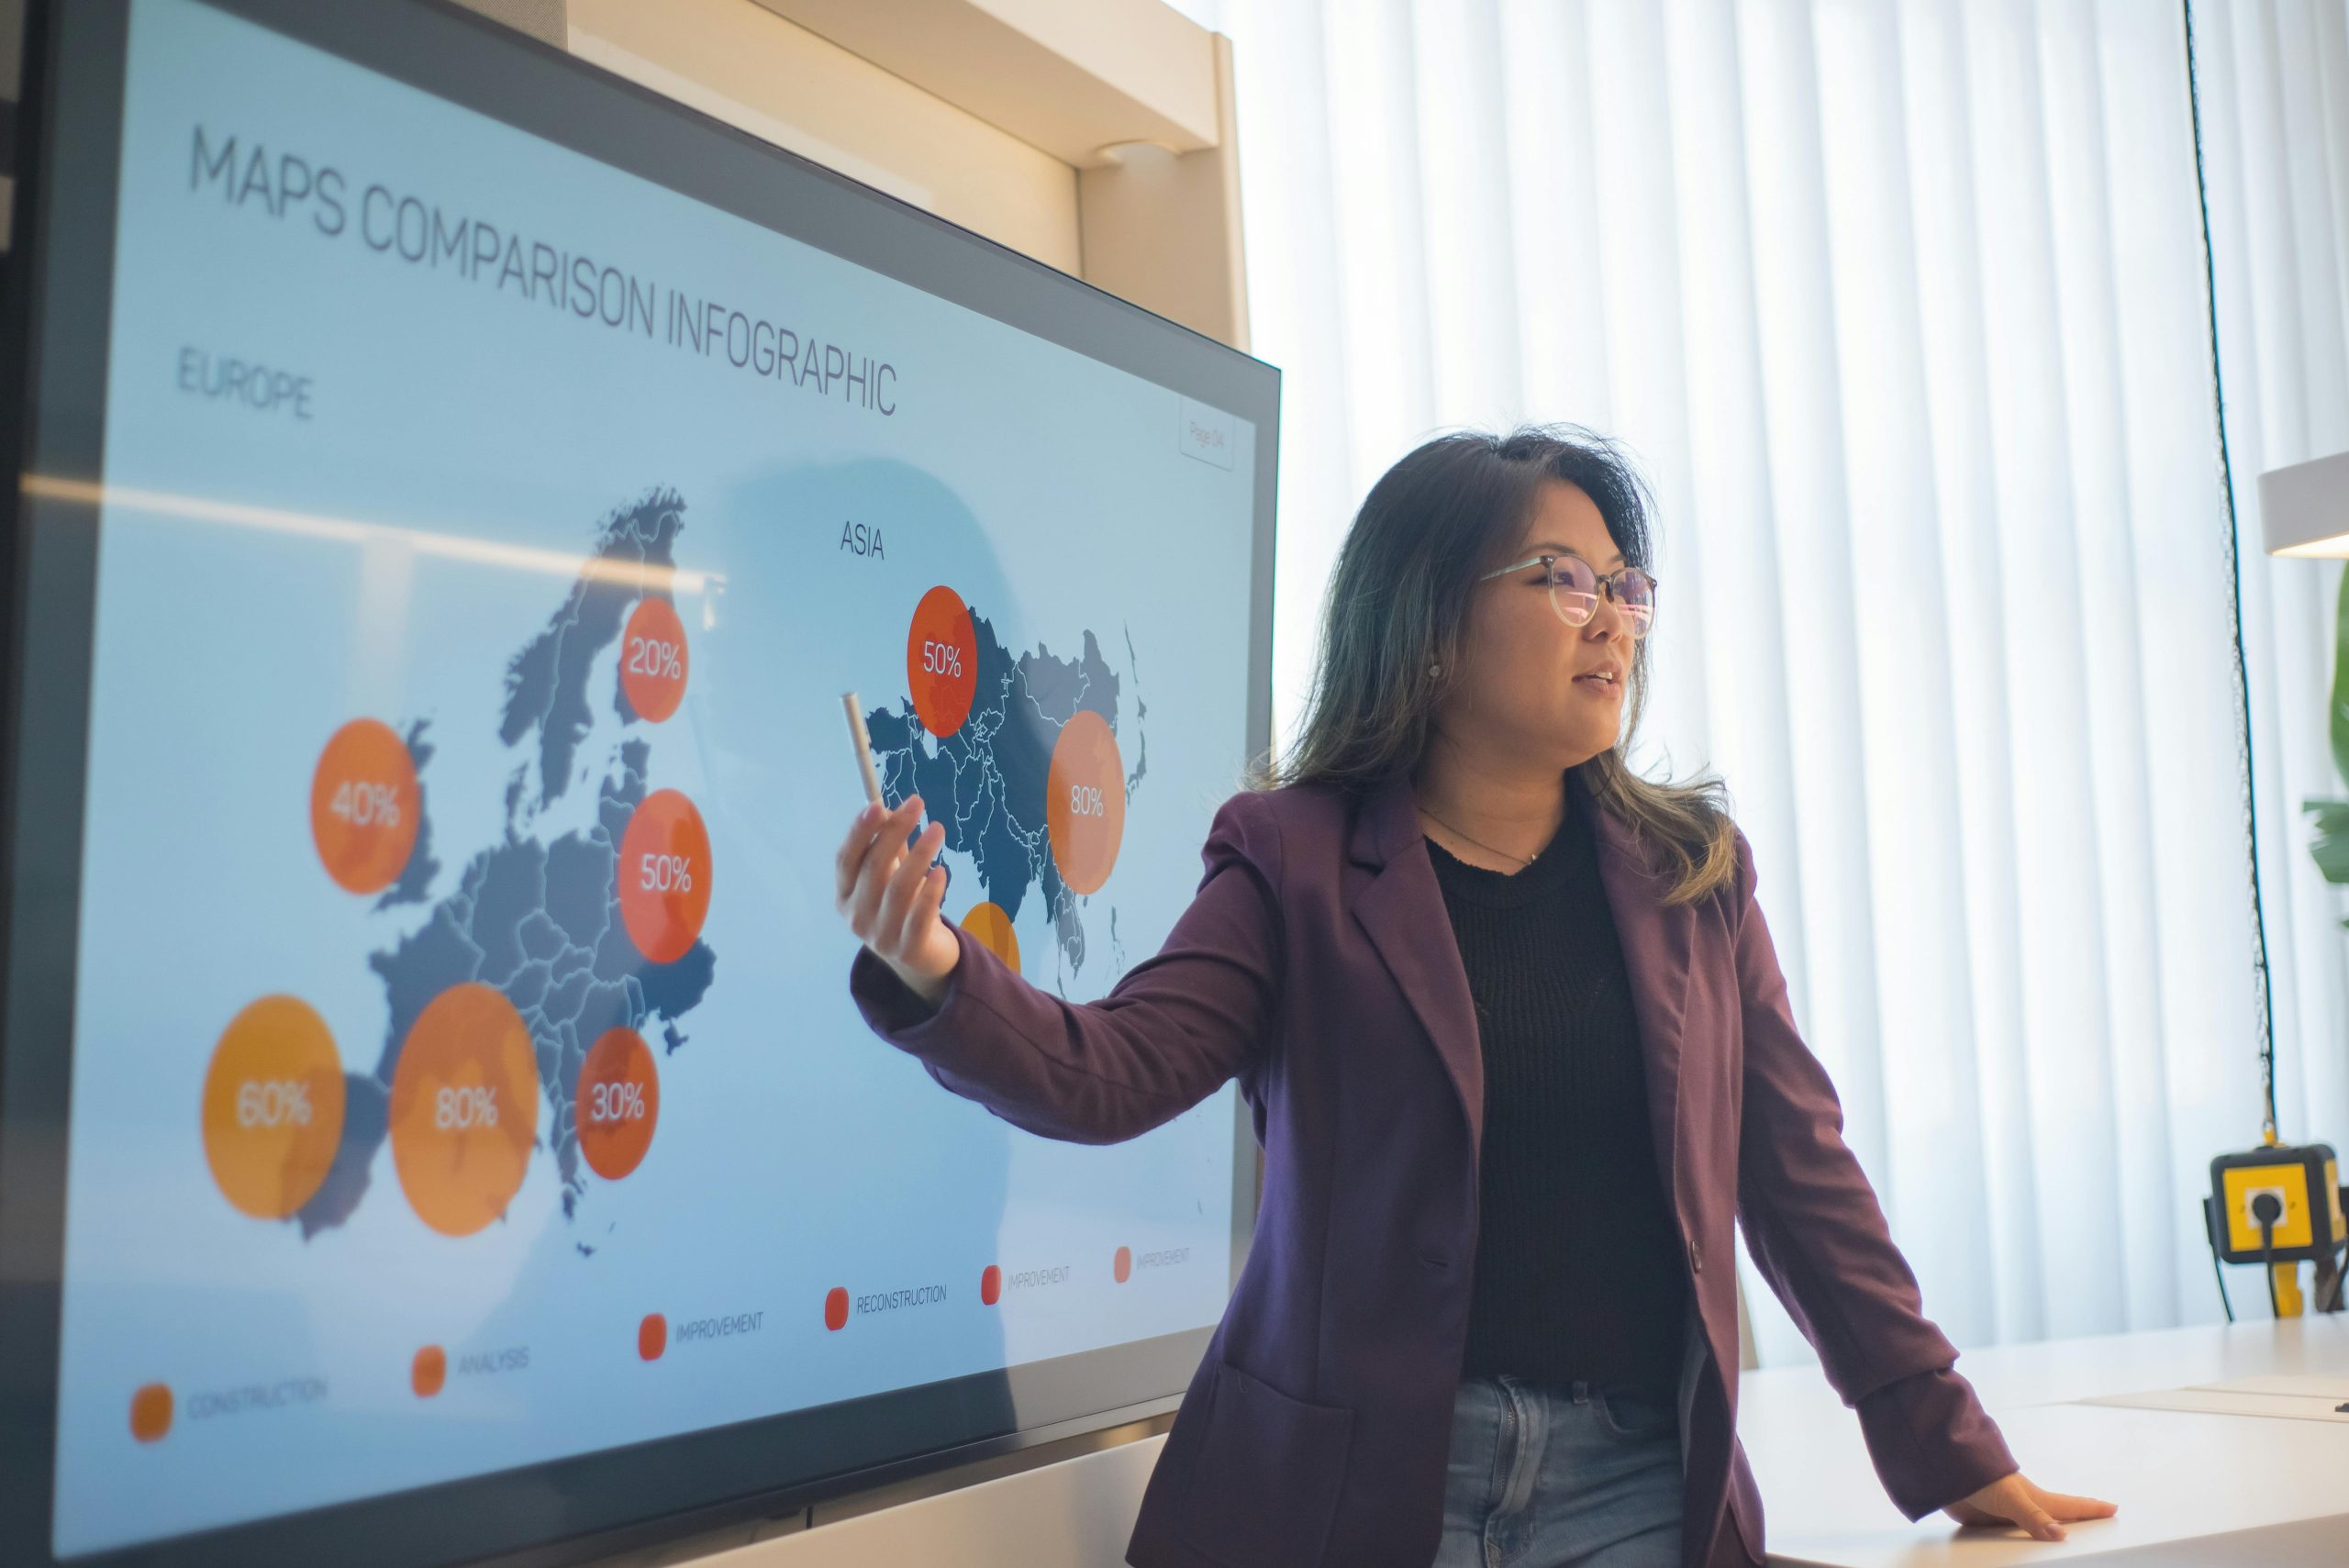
[387,984,540,1237]
[576,1027,660,1181]
[618,790,712,964]
[310,718,420,895]
[1045,710,1125,895]
[202,995,348,1220]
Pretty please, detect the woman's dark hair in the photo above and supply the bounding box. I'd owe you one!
[1255,423,1735,904]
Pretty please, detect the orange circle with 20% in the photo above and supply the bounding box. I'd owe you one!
[577,1027,659,1180]
[1045,710,1125,895]
[619,596,689,723]
[387,984,540,1237]
[310,718,420,895]
[618,790,711,964]
[202,995,348,1219]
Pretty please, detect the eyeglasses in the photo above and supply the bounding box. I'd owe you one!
[1478,553,1657,639]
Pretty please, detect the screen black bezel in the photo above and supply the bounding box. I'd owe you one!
[0,2,1278,1564]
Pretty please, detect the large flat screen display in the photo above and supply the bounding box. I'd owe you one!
[0,2,1276,1563]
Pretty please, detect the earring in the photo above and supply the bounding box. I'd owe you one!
[1429,662,1442,678]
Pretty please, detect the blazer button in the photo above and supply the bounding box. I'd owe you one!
[1687,1239,1703,1274]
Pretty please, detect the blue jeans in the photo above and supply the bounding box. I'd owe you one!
[1431,1373,1686,1568]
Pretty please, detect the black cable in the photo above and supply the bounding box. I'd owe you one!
[2255,1195,2283,1317]
[2334,1192,2349,1312]
[2182,1,2281,1145]
[2204,1196,2237,1320]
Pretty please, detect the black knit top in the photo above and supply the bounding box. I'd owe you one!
[1425,788,1688,1394]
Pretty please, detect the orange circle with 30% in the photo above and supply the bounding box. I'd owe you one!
[576,1027,659,1180]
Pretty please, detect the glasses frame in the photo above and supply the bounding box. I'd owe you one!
[1477,553,1658,638]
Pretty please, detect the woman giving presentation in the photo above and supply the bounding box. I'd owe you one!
[834,428,2115,1568]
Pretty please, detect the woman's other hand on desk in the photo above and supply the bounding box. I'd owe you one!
[1944,1471,2118,1541]
[837,796,961,1009]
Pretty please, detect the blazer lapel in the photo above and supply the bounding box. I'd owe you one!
[1575,769,1694,1215]
[1348,773,1486,1154]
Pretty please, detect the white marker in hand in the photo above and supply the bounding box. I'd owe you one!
[841,691,885,807]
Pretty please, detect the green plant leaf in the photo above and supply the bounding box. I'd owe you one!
[2307,796,2349,884]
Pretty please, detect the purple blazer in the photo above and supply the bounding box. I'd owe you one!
[848,767,2016,1568]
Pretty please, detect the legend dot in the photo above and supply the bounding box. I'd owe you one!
[411,1346,446,1398]
[129,1384,173,1443]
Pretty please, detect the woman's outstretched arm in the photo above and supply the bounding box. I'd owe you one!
[1728,826,2117,1540]
[839,788,1283,1145]
[1725,827,2016,1511]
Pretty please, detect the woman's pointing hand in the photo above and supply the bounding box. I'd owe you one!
[836,795,960,1007]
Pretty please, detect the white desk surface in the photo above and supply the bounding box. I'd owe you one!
[1739,1316,2349,1565]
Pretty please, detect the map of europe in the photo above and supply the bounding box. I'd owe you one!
[296,489,716,1237]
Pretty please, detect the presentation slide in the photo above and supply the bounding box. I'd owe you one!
[42,0,1261,1555]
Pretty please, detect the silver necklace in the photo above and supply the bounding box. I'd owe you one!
[1419,805,1542,868]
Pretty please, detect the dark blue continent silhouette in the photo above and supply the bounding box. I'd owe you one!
[500,490,684,806]
[863,609,1119,973]
[297,490,717,1237]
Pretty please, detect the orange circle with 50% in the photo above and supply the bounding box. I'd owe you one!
[618,790,712,964]
[310,718,420,894]
[906,585,978,738]
[202,995,347,1219]
[387,984,540,1237]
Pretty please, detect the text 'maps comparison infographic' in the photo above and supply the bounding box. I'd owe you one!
[1,1,1276,1563]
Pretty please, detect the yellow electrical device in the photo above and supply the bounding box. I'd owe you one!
[2207,1140,2346,1316]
